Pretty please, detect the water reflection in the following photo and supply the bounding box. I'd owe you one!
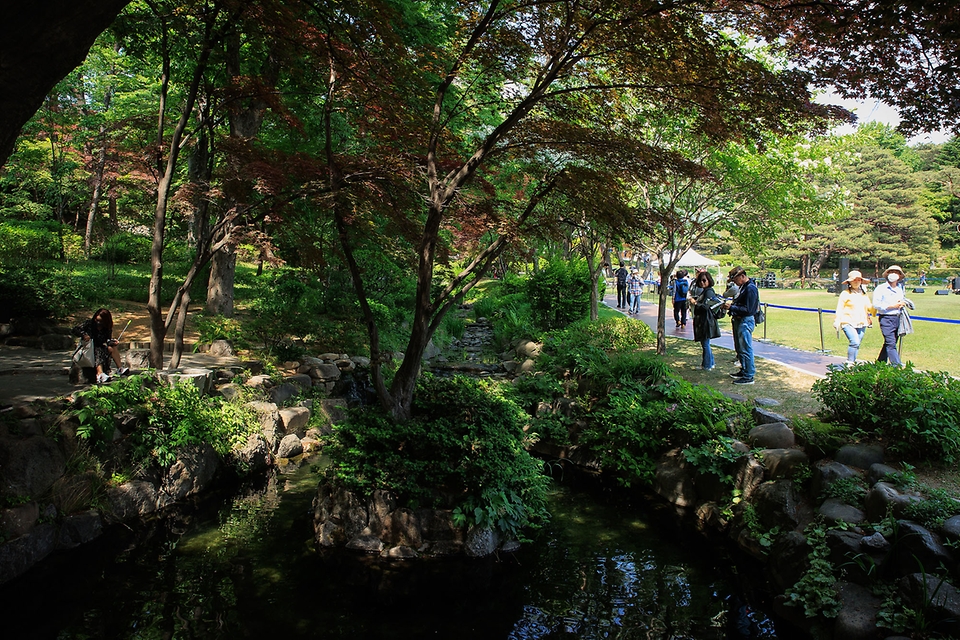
[3,460,779,639]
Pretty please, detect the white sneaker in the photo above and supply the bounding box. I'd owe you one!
[118,367,130,376]
[96,372,111,384]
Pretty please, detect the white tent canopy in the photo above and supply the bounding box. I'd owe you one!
[651,249,720,270]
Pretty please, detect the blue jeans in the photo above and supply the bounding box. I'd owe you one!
[700,338,714,369]
[841,325,865,362]
[736,316,756,379]
[630,293,641,313]
[877,314,902,366]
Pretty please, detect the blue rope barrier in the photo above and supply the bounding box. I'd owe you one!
[762,303,960,325]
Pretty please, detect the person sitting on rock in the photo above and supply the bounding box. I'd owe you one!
[72,308,128,383]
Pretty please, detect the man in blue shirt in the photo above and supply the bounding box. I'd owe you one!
[723,266,760,385]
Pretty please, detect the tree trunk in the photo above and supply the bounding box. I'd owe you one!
[84,126,107,258]
[206,247,236,316]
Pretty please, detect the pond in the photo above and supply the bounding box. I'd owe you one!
[4,458,788,639]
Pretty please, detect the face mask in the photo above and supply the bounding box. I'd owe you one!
[887,273,899,283]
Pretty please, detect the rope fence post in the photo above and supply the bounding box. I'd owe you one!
[815,307,829,354]
[762,302,767,340]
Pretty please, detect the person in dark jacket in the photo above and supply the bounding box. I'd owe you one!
[615,263,629,308]
[723,266,760,385]
[72,308,128,383]
[691,271,722,370]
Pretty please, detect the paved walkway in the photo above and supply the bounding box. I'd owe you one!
[605,292,847,377]
[0,344,240,407]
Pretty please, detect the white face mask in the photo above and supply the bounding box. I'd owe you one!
[887,273,899,283]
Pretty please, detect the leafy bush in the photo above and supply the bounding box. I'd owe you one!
[0,220,62,264]
[683,436,748,489]
[540,317,655,377]
[524,256,592,329]
[812,363,960,462]
[74,374,259,466]
[194,314,250,351]
[791,415,851,457]
[99,231,152,264]
[325,375,549,540]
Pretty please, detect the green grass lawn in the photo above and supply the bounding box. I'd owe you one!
[751,287,960,375]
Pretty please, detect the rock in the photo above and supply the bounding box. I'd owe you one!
[751,479,814,531]
[942,515,960,543]
[269,382,301,405]
[769,531,810,591]
[157,444,219,509]
[0,502,39,538]
[519,358,536,374]
[812,460,860,497]
[748,423,795,449]
[516,340,543,358]
[315,398,348,434]
[218,383,242,402]
[501,540,521,553]
[833,581,881,640]
[867,463,900,486]
[0,523,56,585]
[723,392,748,403]
[245,374,273,389]
[415,509,461,542]
[40,333,74,350]
[313,483,368,542]
[754,397,781,407]
[759,448,809,479]
[422,340,442,361]
[381,545,418,559]
[819,499,866,526]
[502,360,519,374]
[899,573,960,638]
[835,444,884,470]
[0,436,66,500]
[279,406,311,437]
[653,449,698,507]
[894,521,952,577]
[156,368,215,395]
[381,508,421,547]
[245,401,282,449]
[207,339,234,356]
[314,363,342,381]
[335,358,356,372]
[732,455,765,500]
[124,349,151,370]
[752,407,789,425]
[317,352,340,361]
[864,482,922,522]
[350,356,370,368]
[346,534,384,553]
[233,434,271,472]
[104,480,158,523]
[861,531,890,551]
[465,526,499,557]
[276,434,303,459]
[56,510,102,549]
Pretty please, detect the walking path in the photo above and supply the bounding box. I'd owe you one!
[605,292,848,378]
[0,345,239,407]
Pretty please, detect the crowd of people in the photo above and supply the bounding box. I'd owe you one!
[611,261,918,384]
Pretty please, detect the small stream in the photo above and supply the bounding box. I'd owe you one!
[4,457,787,639]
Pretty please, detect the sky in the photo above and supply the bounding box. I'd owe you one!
[817,90,952,145]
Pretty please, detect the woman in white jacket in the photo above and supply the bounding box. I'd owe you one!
[833,270,874,364]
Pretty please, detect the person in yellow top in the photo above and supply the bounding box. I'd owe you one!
[833,270,874,365]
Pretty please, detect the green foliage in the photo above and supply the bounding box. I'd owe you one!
[791,415,851,457]
[782,524,842,619]
[683,436,748,488]
[524,256,592,330]
[74,374,259,467]
[821,476,867,504]
[902,486,960,530]
[540,317,656,378]
[813,362,960,463]
[325,375,549,541]
[194,314,250,351]
[740,503,784,551]
[0,220,62,264]
[98,231,152,264]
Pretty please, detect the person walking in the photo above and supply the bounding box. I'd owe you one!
[691,271,722,370]
[72,308,129,383]
[833,270,874,365]
[615,263,629,308]
[919,270,927,286]
[672,269,690,328]
[873,265,908,366]
[723,266,759,385]
[627,269,643,314]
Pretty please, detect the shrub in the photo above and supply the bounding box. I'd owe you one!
[99,231,152,264]
[0,220,62,264]
[540,317,656,378]
[525,256,592,329]
[812,363,960,462]
[325,375,549,541]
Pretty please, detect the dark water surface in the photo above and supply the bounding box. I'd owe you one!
[4,459,783,639]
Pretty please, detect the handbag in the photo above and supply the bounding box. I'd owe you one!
[73,339,95,368]
[755,307,766,324]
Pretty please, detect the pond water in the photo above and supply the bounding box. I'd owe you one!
[4,458,788,639]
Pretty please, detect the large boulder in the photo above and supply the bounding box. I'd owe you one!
[276,434,303,459]
[245,401,282,450]
[0,523,57,585]
[748,423,795,449]
[157,444,219,509]
[232,434,271,472]
[0,436,66,499]
[103,480,158,523]
[833,581,882,640]
[653,449,698,507]
[156,368,215,395]
[278,406,310,437]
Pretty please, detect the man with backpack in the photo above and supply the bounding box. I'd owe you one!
[723,266,760,385]
[672,269,690,328]
[615,263,629,308]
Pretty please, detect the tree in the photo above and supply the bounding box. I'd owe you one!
[307,0,837,421]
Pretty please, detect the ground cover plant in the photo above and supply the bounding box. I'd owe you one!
[324,374,549,542]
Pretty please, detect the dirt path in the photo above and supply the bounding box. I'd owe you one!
[66,301,201,344]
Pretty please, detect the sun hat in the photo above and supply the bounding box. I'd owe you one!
[841,270,866,284]
[882,265,905,279]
